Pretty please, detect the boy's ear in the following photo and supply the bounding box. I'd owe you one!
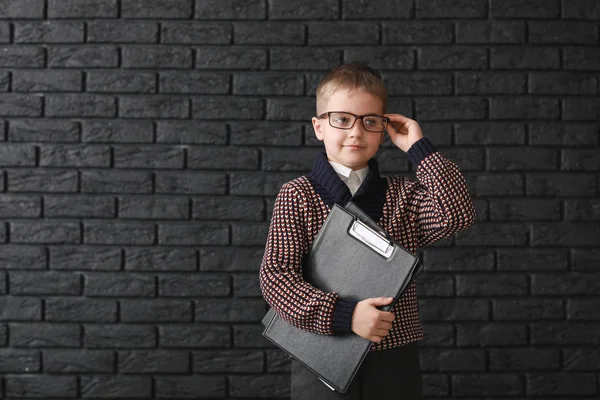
[312,117,324,141]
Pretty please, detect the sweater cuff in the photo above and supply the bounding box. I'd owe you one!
[407,137,437,168]
[331,298,357,334]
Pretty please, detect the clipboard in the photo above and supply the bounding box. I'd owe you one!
[261,201,423,393]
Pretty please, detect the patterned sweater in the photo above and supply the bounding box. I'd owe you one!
[259,137,476,352]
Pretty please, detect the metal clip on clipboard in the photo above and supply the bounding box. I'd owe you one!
[348,219,393,258]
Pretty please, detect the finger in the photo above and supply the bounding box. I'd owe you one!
[379,312,395,322]
[384,113,411,122]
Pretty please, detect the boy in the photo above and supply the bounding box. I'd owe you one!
[259,62,476,399]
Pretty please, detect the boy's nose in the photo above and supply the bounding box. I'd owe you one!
[348,120,366,137]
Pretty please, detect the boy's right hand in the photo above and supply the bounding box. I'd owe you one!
[351,297,395,343]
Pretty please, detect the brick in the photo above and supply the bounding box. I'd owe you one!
[532,322,600,345]
[81,376,152,398]
[266,97,314,121]
[234,22,304,45]
[188,146,258,170]
[10,271,80,295]
[490,97,559,120]
[84,272,155,297]
[344,0,411,18]
[0,94,42,116]
[0,70,7,90]
[125,248,196,272]
[82,120,153,143]
[82,170,152,194]
[526,173,596,196]
[565,199,600,220]
[114,145,184,169]
[265,349,291,372]
[491,47,559,69]
[344,48,414,70]
[10,221,80,244]
[119,350,189,373]
[457,322,527,346]
[269,0,337,19]
[159,273,230,297]
[439,148,484,171]
[233,324,272,347]
[40,144,110,167]
[48,0,117,18]
[84,324,156,348]
[0,0,44,18]
[384,72,452,95]
[567,299,600,320]
[270,48,341,70]
[44,196,116,218]
[490,349,559,371]
[0,144,35,167]
[157,121,227,144]
[533,272,600,295]
[200,247,264,272]
[572,249,600,271]
[160,72,229,94]
[195,298,265,322]
[119,196,189,220]
[50,246,120,271]
[530,72,597,95]
[420,349,485,371]
[229,172,298,195]
[9,120,78,143]
[231,222,269,245]
[455,123,525,145]
[456,21,525,43]
[383,21,453,44]
[494,299,564,320]
[563,98,600,120]
[196,47,266,69]
[527,373,597,396]
[491,0,559,17]
[420,323,454,347]
[233,274,261,297]
[230,122,302,146]
[564,47,600,70]
[417,0,487,18]
[563,0,599,18]
[454,223,528,246]
[121,0,192,18]
[192,196,263,221]
[376,149,411,173]
[0,297,41,320]
[498,249,568,271]
[14,21,84,43]
[87,21,158,43]
[163,22,231,45]
[0,245,46,269]
[0,47,45,67]
[308,22,378,45]
[529,123,599,146]
[417,274,453,297]
[158,223,229,245]
[6,376,77,398]
[456,72,525,94]
[196,0,264,18]
[122,47,192,69]
[487,147,557,171]
[46,94,115,117]
[46,298,116,323]
[120,96,188,118]
[416,98,486,120]
[530,21,597,44]
[87,71,156,93]
[155,376,226,398]
[159,325,230,347]
[0,349,40,373]
[13,70,82,92]
[155,171,226,194]
[452,374,523,396]
[233,72,303,95]
[0,22,8,43]
[422,374,450,396]
[84,221,155,245]
[564,348,600,370]
[44,349,114,373]
[229,375,289,398]
[490,198,560,220]
[10,323,79,347]
[192,96,264,119]
[121,299,192,322]
[562,149,600,171]
[457,274,527,296]
[419,299,489,321]
[193,350,262,372]
[48,45,118,67]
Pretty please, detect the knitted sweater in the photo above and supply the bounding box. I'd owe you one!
[259,137,476,351]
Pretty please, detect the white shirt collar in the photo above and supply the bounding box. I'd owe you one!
[328,160,369,183]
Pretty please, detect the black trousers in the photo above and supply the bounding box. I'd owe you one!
[290,341,422,400]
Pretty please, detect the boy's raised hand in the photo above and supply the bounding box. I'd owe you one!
[351,297,396,343]
[384,113,424,153]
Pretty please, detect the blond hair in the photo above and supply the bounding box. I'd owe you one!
[315,62,388,115]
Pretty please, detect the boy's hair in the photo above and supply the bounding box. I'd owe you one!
[315,62,388,115]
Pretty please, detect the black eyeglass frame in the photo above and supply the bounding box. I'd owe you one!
[316,111,390,133]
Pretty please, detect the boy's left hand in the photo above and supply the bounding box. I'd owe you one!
[384,113,424,153]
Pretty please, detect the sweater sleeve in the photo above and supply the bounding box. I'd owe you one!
[259,181,357,335]
[404,137,477,249]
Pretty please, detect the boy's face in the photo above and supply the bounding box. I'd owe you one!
[312,88,385,171]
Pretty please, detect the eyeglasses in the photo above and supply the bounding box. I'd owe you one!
[317,111,389,133]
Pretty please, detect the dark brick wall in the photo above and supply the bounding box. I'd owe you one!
[0,0,598,398]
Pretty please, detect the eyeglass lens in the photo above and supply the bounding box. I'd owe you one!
[329,112,387,132]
